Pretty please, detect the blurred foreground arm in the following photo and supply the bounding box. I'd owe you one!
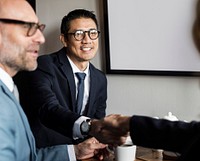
[89,114,131,145]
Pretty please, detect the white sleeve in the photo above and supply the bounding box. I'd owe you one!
[68,145,76,161]
[73,116,90,139]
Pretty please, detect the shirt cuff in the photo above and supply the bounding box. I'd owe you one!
[68,145,76,161]
[73,116,90,139]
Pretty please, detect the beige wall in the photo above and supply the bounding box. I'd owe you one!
[36,0,200,121]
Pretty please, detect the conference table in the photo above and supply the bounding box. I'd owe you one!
[82,146,178,161]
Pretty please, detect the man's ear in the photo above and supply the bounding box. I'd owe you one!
[60,34,67,47]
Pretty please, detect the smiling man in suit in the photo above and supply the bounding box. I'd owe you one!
[14,9,108,159]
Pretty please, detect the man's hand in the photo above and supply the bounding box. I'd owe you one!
[74,137,107,160]
[89,114,131,146]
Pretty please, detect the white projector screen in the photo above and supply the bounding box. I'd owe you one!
[104,0,200,76]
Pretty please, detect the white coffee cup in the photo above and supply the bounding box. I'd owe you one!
[115,144,136,161]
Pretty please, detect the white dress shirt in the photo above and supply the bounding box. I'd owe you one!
[67,56,91,138]
[0,67,14,93]
[67,56,90,115]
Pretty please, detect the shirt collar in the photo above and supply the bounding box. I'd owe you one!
[67,56,89,75]
[0,67,14,92]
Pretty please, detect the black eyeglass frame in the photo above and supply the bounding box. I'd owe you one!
[0,18,45,37]
[67,29,100,41]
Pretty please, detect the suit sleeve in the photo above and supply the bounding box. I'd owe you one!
[130,115,200,154]
[24,56,80,138]
[36,145,70,161]
[31,71,79,138]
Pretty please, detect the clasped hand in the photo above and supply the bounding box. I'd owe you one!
[90,114,131,146]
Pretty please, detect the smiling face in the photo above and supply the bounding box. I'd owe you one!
[0,0,45,76]
[62,18,99,70]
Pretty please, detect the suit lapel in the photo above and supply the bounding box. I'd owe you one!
[57,48,77,112]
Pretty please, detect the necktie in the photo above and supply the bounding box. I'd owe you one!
[75,72,86,114]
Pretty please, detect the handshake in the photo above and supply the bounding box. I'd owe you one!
[89,114,131,146]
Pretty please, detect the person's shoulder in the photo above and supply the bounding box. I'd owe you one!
[38,48,64,65]
[37,50,59,68]
[38,52,55,63]
[89,63,107,80]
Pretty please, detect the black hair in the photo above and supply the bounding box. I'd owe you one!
[60,9,98,35]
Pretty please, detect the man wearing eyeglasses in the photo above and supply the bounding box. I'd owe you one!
[14,9,108,160]
[0,0,81,160]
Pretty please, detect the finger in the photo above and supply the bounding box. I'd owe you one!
[91,143,107,150]
[91,137,99,144]
[94,148,108,160]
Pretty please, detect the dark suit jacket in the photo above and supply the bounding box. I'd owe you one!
[130,115,200,161]
[14,47,107,148]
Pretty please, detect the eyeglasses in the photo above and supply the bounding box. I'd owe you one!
[67,29,100,41]
[0,18,46,37]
